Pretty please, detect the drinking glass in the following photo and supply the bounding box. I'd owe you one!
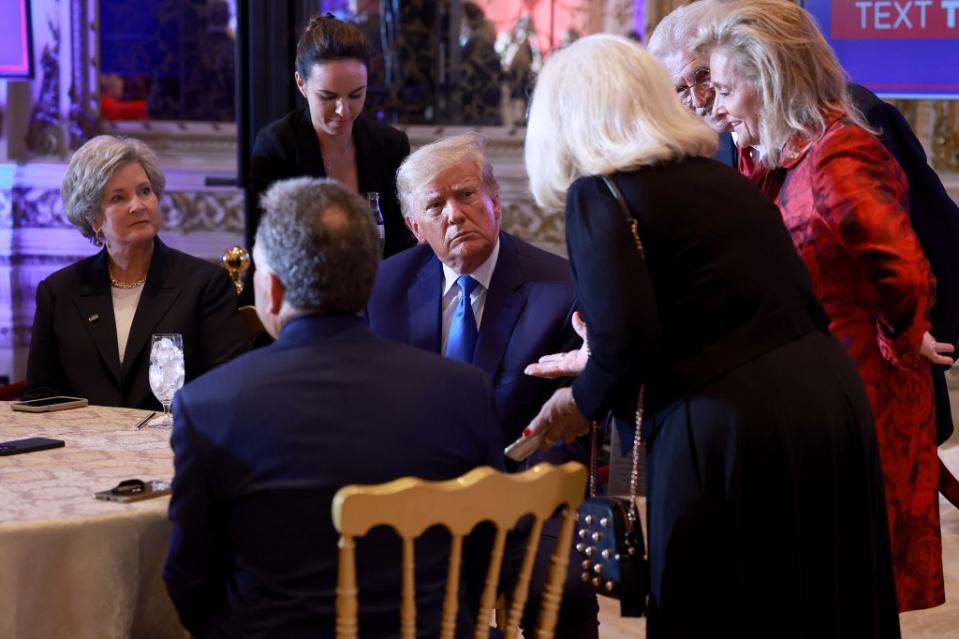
[148,333,185,428]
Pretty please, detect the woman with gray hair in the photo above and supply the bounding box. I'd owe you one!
[523,33,899,636]
[698,0,949,612]
[23,135,247,409]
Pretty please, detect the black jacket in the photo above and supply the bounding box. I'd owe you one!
[24,238,248,409]
[249,110,414,257]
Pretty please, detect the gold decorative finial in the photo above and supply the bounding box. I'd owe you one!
[221,245,251,295]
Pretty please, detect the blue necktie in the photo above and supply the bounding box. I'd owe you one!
[446,275,479,364]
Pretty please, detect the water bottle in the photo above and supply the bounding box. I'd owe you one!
[367,192,385,253]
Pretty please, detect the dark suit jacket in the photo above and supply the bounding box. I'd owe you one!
[23,238,247,409]
[713,131,738,167]
[163,314,503,639]
[848,84,959,442]
[249,110,415,258]
[366,232,579,456]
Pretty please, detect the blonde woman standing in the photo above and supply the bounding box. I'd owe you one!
[523,34,899,637]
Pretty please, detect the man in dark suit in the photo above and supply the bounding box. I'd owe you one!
[365,133,597,637]
[163,177,503,639]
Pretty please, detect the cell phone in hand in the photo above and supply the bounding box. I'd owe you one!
[11,396,88,413]
[0,437,66,456]
[505,431,545,462]
[94,479,172,503]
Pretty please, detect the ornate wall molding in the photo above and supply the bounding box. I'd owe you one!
[11,187,70,228]
[26,16,65,157]
[8,186,243,234]
[67,0,98,149]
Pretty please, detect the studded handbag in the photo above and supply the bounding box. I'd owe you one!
[572,175,650,617]
[574,392,649,617]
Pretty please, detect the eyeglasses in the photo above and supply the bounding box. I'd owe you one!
[676,68,712,106]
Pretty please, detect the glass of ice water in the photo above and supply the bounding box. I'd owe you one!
[148,333,185,428]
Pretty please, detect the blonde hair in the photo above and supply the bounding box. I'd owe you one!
[525,34,717,210]
[61,135,166,240]
[395,132,499,218]
[695,0,870,168]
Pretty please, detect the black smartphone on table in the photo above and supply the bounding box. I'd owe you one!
[11,396,88,413]
[94,479,172,503]
[0,437,66,456]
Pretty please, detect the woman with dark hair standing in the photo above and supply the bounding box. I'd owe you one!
[249,14,414,258]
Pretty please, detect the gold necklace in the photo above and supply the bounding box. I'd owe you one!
[109,267,146,289]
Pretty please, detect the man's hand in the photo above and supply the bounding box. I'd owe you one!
[524,311,589,379]
[920,331,956,366]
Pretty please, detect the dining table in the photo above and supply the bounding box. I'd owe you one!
[0,401,187,639]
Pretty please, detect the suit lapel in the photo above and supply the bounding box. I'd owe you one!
[408,254,443,353]
[473,235,526,379]
[296,108,327,177]
[121,239,182,378]
[74,250,122,386]
[353,118,379,195]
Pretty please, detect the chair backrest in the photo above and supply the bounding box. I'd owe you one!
[332,461,586,639]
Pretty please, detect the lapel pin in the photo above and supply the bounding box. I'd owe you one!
[88,313,100,323]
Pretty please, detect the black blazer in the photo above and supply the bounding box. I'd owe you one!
[249,110,415,257]
[24,238,248,409]
[566,159,829,421]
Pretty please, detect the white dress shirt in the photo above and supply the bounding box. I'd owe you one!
[440,239,500,357]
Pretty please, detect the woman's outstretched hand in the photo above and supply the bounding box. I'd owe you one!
[526,387,591,451]
[524,311,589,379]
[920,331,956,366]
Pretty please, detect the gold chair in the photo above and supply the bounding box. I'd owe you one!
[332,462,587,639]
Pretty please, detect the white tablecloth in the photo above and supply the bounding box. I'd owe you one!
[0,402,187,639]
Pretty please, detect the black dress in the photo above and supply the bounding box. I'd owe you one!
[248,109,415,258]
[566,159,900,638]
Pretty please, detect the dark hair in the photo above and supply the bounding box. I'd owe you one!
[295,14,370,79]
[256,177,379,314]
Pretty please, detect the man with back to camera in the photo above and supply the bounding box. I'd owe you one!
[365,132,598,637]
[650,0,959,506]
[163,177,503,638]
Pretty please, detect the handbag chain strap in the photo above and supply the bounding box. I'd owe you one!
[597,174,647,525]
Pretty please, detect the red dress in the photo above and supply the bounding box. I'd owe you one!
[741,117,944,612]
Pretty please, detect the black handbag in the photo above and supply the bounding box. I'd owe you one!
[573,175,650,618]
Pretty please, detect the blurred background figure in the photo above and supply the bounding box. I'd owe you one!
[24,135,247,409]
[460,2,503,126]
[497,14,540,127]
[698,0,951,611]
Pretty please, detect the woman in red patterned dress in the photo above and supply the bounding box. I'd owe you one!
[698,0,955,612]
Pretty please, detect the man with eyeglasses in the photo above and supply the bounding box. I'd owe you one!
[647,1,737,165]
[648,2,738,163]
